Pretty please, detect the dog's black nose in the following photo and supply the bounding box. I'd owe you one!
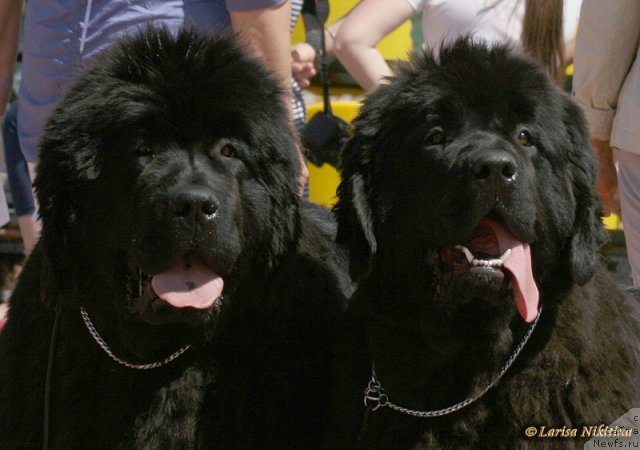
[470,151,518,188]
[170,189,219,221]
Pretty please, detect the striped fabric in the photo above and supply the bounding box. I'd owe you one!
[291,0,307,132]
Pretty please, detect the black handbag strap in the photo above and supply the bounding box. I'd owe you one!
[302,0,333,115]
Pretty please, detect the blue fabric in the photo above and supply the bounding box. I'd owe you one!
[226,0,283,11]
[2,102,35,217]
[18,0,285,163]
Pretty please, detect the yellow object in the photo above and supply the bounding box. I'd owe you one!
[566,63,574,76]
[603,214,622,231]
[307,100,361,207]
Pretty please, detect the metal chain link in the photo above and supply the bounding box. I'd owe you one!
[79,307,192,370]
[364,308,542,418]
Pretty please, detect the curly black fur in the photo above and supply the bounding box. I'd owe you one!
[0,28,348,449]
[325,39,640,449]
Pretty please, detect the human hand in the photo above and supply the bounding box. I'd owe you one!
[592,138,621,217]
[0,74,13,117]
[291,42,317,88]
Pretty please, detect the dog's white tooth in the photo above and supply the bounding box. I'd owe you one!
[455,245,475,263]
[499,248,512,263]
[471,258,503,268]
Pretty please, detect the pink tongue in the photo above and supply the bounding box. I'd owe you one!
[471,220,539,322]
[151,261,224,309]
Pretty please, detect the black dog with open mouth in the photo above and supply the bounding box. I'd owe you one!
[0,29,348,448]
[324,39,640,449]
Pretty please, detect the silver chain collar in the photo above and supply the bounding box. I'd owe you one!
[363,308,542,418]
[79,307,192,370]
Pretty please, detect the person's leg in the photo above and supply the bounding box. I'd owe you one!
[16,216,39,256]
[615,148,640,286]
[2,102,39,256]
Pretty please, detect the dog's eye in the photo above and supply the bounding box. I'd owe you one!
[427,128,445,146]
[134,145,153,157]
[220,144,237,158]
[516,130,532,147]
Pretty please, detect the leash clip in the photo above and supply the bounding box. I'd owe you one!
[364,377,388,411]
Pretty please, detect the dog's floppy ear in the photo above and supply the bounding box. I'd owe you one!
[334,134,377,281]
[34,113,102,297]
[564,99,608,285]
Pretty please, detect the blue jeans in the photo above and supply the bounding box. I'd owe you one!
[2,102,36,217]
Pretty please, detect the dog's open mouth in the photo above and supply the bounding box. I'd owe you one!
[440,218,539,322]
[133,256,225,323]
[150,259,224,309]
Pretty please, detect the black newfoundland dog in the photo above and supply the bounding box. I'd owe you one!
[0,29,348,448]
[325,40,640,449]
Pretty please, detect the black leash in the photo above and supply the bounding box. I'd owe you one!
[302,0,332,114]
[44,303,62,450]
[300,0,351,167]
